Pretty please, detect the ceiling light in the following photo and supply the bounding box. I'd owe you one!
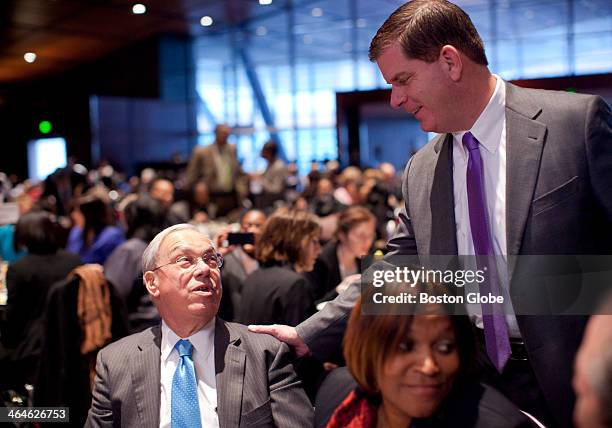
[132,3,146,14]
[24,52,37,63]
[256,26,267,36]
[311,7,323,17]
[356,18,367,28]
[200,16,213,26]
[259,0,272,4]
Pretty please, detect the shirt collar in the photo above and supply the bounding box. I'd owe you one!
[452,74,506,155]
[160,318,215,362]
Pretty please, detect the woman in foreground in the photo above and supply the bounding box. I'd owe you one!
[323,279,538,428]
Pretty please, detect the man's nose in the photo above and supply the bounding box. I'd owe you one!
[193,258,211,276]
[390,87,406,109]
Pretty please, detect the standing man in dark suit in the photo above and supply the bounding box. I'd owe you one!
[186,124,246,218]
[250,1,612,427]
[86,224,313,428]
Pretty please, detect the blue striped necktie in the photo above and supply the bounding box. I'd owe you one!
[171,339,202,428]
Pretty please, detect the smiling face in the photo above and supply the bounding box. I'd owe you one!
[376,42,457,133]
[377,315,459,424]
[144,228,222,335]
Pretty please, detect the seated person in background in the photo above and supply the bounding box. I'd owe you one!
[149,177,182,227]
[573,295,612,428]
[86,224,313,428]
[104,195,166,332]
[306,206,376,304]
[67,192,125,264]
[320,278,536,428]
[105,194,166,300]
[170,180,212,224]
[215,209,267,321]
[1,211,81,388]
[238,208,321,327]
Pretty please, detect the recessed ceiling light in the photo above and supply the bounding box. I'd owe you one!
[132,3,146,14]
[24,52,37,63]
[311,7,323,17]
[259,0,272,4]
[256,26,268,36]
[200,15,213,26]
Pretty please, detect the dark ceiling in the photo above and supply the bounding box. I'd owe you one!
[0,0,292,82]
[1,0,611,83]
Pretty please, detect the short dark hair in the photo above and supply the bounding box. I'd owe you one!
[123,195,166,242]
[343,277,475,394]
[14,211,59,254]
[256,208,321,268]
[262,140,279,158]
[369,0,488,65]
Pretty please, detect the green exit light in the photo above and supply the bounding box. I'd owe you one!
[39,120,52,134]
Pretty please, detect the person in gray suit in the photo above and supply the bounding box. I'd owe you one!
[86,224,313,428]
[249,1,612,427]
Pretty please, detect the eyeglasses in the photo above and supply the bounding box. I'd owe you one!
[152,250,223,272]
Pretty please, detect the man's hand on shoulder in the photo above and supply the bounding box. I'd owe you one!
[247,324,311,357]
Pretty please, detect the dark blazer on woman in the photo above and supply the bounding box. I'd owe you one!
[1,250,81,385]
[306,241,361,304]
[237,263,315,327]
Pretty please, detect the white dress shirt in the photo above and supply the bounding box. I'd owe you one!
[451,75,520,338]
[159,320,219,428]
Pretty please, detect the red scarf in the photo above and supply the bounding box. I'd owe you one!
[327,390,378,428]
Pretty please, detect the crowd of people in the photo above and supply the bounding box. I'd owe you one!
[1,0,611,427]
[0,122,403,425]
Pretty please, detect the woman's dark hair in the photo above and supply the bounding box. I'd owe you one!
[78,194,114,247]
[123,195,166,243]
[256,207,321,268]
[343,271,476,394]
[14,211,60,254]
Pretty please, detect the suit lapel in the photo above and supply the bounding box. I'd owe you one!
[430,133,458,256]
[505,83,547,280]
[214,319,246,428]
[132,326,161,427]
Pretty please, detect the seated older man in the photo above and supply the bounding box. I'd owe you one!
[86,224,313,428]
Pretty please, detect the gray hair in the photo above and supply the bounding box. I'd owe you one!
[142,223,213,273]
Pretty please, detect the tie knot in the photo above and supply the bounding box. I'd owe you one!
[175,339,193,358]
[462,132,479,151]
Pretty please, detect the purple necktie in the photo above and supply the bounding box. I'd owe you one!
[463,132,511,372]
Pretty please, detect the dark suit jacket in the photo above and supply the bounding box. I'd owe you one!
[297,83,612,427]
[238,264,315,327]
[305,242,362,304]
[1,250,81,355]
[315,367,537,428]
[85,318,313,428]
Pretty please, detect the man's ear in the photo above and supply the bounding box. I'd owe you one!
[438,45,462,82]
[144,271,160,298]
